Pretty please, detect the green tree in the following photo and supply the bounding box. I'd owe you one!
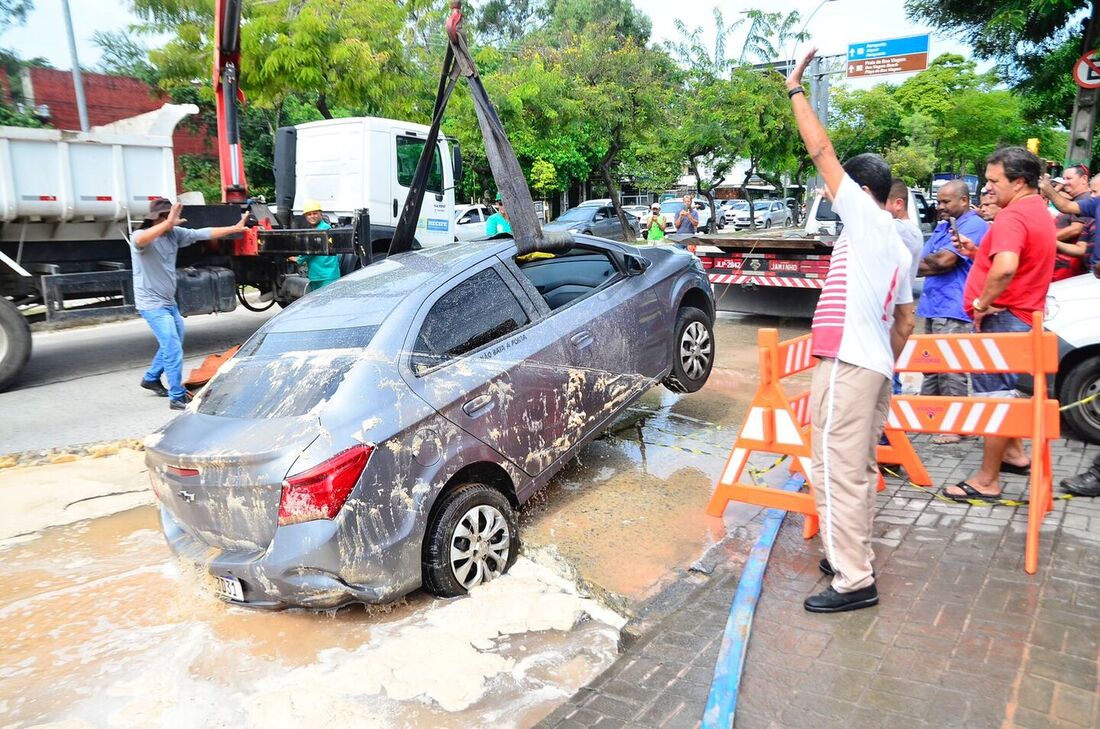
[0,0,32,32]
[476,0,548,46]
[546,0,651,43]
[94,30,158,84]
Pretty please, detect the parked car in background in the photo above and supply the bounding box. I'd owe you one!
[544,205,640,241]
[659,199,714,234]
[721,200,750,225]
[1038,274,1100,443]
[729,199,791,230]
[623,204,652,222]
[454,203,493,241]
[146,236,716,609]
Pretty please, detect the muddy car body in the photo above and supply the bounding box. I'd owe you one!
[146,236,715,609]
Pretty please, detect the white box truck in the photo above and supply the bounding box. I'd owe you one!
[0,106,460,390]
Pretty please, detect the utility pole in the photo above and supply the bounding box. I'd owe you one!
[1065,3,1100,166]
[60,0,89,132]
[807,54,845,192]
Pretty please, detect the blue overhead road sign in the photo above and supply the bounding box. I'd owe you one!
[847,34,930,78]
[848,34,930,60]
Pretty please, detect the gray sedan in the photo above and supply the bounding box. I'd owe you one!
[146,236,715,609]
[544,205,640,241]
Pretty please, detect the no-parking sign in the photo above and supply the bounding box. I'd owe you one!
[1074,50,1100,90]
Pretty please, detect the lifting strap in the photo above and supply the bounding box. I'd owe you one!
[388,0,570,258]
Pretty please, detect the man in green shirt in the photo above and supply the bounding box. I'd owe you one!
[295,200,340,291]
[485,192,512,236]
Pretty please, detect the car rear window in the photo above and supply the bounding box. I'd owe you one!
[197,353,358,419]
[196,325,378,419]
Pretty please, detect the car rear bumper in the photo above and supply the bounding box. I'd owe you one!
[160,505,416,610]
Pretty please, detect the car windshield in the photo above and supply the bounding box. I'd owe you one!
[554,208,593,223]
[726,201,749,209]
[660,201,684,214]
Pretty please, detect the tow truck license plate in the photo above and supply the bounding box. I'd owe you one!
[213,575,244,602]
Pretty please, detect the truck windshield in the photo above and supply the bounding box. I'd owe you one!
[396,136,444,193]
[815,199,839,221]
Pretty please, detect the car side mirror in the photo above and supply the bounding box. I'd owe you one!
[625,254,650,275]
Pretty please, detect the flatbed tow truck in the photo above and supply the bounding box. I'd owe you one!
[671,228,837,319]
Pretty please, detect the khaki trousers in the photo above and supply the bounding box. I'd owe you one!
[810,358,892,593]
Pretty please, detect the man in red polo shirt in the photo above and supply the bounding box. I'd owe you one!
[946,146,1056,502]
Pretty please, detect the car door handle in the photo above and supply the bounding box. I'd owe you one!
[570,331,594,349]
[462,394,494,416]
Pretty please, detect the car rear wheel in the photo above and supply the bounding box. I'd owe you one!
[663,306,714,393]
[1061,354,1100,444]
[422,482,518,597]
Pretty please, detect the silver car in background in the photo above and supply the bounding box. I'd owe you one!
[730,199,792,230]
[146,236,715,609]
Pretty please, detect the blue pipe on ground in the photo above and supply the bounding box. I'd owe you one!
[702,474,805,728]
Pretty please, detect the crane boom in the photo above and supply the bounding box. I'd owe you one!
[213,0,249,203]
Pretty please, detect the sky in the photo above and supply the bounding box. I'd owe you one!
[1,0,982,89]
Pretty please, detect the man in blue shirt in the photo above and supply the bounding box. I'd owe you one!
[917,180,989,443]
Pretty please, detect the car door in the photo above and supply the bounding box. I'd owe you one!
[591,206,613,238]
[504,243,667,440]
[454,207,482,240]
[403,261,577,476]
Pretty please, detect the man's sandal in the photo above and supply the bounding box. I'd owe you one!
[943,481,1000,503]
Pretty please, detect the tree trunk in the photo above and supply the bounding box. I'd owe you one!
[317,92,333,120]
[599,132,634,242]
[740,162,757,227]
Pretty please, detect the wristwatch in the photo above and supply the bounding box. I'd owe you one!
[972,297,988,313]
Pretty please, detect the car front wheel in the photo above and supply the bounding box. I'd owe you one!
[422,483,518,597]
[663,306,714,393]
[1061,354,1100,444]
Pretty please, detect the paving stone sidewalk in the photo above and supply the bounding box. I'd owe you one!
[539,436,1100,729]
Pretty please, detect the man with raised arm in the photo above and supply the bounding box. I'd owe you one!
[1043,172,1100,278]
[786,49,915,613]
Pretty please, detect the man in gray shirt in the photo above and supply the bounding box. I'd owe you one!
[674,194,700,234]
[132,198,248,409]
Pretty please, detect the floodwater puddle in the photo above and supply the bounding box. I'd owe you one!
[0,508,622,729]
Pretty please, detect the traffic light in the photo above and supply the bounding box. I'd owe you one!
[1026,138,1040,155]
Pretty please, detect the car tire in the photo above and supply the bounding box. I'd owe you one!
[0,296,31,391]
[1060,354,1100,444]
[663,306,714,394]
[422,482,519,598]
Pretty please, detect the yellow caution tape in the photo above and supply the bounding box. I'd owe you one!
[1059,393,1098,412]
[879,465,1073,508]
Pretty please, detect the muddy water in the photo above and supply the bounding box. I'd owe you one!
[0,313,809,729]
[523,313,811,603]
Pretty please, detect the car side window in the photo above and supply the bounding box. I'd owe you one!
[593,207,609,221]
[514,246,623,311]
[458,209,480,224]
[412,268,529,375]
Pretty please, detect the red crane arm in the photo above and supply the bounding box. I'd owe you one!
[213,0,249,203]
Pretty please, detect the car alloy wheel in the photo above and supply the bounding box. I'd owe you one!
[450,504,511,589]
[680,320,712,380]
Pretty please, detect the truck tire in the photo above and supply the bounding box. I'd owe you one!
[0,297,31,391]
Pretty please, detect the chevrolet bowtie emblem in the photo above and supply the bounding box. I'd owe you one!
[178,490,196,503]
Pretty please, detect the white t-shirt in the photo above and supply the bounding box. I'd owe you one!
[893,218,923,285]
[811,175,913,379]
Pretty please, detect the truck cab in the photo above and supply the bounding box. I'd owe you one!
[288,117,459,254]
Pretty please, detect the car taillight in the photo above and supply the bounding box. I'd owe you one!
[278,445,373,527]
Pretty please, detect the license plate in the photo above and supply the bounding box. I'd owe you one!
[213,575,244,602]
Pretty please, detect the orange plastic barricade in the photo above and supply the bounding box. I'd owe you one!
[705,329,822,539]
[889,312,1059,574]
[708,314,1058,574]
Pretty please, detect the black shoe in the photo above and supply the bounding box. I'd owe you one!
[1061,470,1100,497]
[169,392,193,411]
[804,584,879,613]
[819,558,874,578]
[141,378,169,397]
